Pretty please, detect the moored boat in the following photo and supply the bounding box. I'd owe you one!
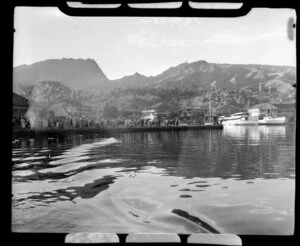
[258,115,286,125]
[204,122,214,126]
[220,112,258,125]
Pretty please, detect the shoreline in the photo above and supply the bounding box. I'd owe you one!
[12,125,224,139]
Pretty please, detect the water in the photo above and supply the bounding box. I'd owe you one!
[12,125,295,235]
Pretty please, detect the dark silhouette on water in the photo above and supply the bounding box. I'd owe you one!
[172,209,221,234]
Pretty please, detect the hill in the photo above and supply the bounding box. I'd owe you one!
[13,58,296,116]
[13,58,109,92]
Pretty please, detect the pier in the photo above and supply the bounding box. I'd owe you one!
[12,124,223,139]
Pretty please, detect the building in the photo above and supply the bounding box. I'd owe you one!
[274,103,296,114]
[180,107,218,124]
[248,103,278,117]
[180,107,205,123]
[13,92,29,117]
[215,105,245,116]
[141,110,157,121]
[156,112,171,119]
[62,101,93,119]
[122,109,141,119]
[274,103,296,122]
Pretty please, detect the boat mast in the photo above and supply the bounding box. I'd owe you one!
[269,86,272,115]
[209,93,212,122]
[259,82,262,116]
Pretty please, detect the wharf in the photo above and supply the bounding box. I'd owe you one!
[12,124,223,139]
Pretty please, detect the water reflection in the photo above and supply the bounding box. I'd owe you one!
[19,175,116,205]
[223,125,260,143]
[12,126,295,182]
[258,125,286,136]
[12,125,295,234]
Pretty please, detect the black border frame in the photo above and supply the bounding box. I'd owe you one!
[6,1,298,245]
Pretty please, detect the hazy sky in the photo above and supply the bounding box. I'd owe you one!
[14,7,296,80]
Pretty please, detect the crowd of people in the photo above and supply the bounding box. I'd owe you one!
[12,115,181,130]
[12,116,31,129]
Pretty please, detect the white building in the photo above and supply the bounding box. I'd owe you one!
[141,110,157,121]
[248,108,260,117]
[248,103,279,117]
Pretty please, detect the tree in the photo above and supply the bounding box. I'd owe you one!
[103,104,118,118]
[36,81,71,108]
[18,83,35,100]
[20,81,71,117]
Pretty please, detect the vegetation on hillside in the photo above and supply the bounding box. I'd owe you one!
[82,85,295,117]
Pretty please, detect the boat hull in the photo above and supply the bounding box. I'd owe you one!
[258,116,286,125]
[204,122,214,126]
[221,119,258,125]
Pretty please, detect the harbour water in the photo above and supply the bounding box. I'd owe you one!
[12,124,295,235]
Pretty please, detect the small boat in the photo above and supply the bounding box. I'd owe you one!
[220,112,258,125]
[256,83,287,125]
[258,115,286,125]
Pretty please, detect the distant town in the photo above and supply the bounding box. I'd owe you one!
[13,58,296,131]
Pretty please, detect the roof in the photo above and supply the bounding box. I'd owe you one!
[124,103,140,110]
[150,103,173,112]
[273,103,296,109]
[142,109,156,113]
[123,109,141,113]
[214,105,244,113]
[48,103,69,117]
[63,98,92,110]
[250,103,278,110]
[13,93,29,107]
[185,107,207,110]
[157,112,170,115]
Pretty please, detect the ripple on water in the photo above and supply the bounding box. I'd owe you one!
[195,184,211,188]
[59,196,70,200]
[49,138,121,163]
[39,161,97,173]
[22,156,48,161]
[147,161,159,164]
[15,163,31,168]
[12,170,35,177]
[49,156,90,165]
[40,159,126,174]
[179,195,193,198]
[97,159,127,164]
[129,211,140,217]
[39,149,51,153]
[187,181,208,185]
[179,189,204,192]
[65,189,76,192]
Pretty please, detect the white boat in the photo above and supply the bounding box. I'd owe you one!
[204,122,214,126]
[258,115,286,125]
[220,112,258,125]
[256,83,287,125]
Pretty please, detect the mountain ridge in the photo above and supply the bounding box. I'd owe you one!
[13,58,296,117]
[13,57,296,95]
[13,58,109,92]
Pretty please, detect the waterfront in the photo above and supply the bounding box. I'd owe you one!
[12,124,295,235]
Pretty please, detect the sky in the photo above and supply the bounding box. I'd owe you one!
[14,7,296,80]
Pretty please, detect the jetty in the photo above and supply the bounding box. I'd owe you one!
[12,124,223,139]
